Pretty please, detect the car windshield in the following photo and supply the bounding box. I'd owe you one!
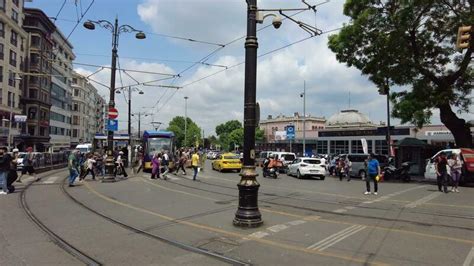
[224,155,240,160]
[283,154,296,160]
[303,159,321,164]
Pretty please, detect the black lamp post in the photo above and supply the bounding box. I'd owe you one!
[83,18,146,182]
[234,0,321,228]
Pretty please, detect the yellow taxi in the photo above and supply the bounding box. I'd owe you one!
[211,153,242,172]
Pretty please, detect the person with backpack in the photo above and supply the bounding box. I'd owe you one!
[448,153,463,193]
[68,150,80,187]
[18,147,39,182]
[365,153,380,195]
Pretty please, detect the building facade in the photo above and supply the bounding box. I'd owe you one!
[19,8,55,152]
[49,29,75,152]
[0,0,27,149]
[71,72,104,147]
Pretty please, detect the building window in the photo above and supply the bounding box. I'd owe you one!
[31,35,40,48]
[9,50,16,66]
[0,66,3,83]
[39,127,46,136]
[73,88,79,96]
[10,30,17,46]
[316,140,328,155]
[0,43,3,60]
[72,129,78,138]
[0,22,4,38]
[375,140,388,155]
[29,89,38,99]
[8,71,16,87]
[0,0,4,11]
[73,103,78,111]
[28,125,35,136]
[11,9,18,23]
[20,37,24,51]
[329,140,349,154]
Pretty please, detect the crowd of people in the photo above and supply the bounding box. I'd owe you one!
[145,147,202,181]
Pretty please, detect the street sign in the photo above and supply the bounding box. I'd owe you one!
[108,107,119,119]
[108,119,118,131]
[286,125,295,140]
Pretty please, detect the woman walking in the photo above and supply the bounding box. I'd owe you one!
[151,153,161,179]
[448,154,463,193]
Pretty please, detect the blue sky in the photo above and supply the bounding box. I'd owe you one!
[26,0,473,135]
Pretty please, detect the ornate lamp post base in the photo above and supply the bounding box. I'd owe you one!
[233,166,263,228]
[101,153,116,183]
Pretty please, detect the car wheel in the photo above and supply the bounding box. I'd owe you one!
[297,170,302,179]
[320,176,325,181]
[359,170,366,179]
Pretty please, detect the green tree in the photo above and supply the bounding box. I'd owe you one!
[256,127,265,142]
[328,0,473,147]
[167,116,201,148]
[228,128,244,150]
[216,120,242,136]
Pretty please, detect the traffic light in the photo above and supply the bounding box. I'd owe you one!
[456,25,471,50]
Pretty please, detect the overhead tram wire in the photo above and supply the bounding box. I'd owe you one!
[52,0,67,24]
[73,62,176,77]
[180,26,343,89]
[144,31,225,47]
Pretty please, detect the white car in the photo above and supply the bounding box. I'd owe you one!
[287,157,327,180]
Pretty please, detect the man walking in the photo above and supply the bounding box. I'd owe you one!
[435,152,449,193]
[365,153,380,195]
[0,147,12,195]
[161,150,170,180]
[68,150,80,187]
[18,147,39,182]
[191,149,200,181]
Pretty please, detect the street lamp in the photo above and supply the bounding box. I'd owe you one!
[84,18,146,182]
[234,0,321,228]
[378,80,391,156]
[300,81,306,156]
[184,96,188,147]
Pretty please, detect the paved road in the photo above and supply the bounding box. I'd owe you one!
[1,162,473,265]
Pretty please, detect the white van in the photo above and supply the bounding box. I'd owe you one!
[76,143,93,154]
[270,152,296,168]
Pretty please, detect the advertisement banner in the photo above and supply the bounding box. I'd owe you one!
[361,138,368,154]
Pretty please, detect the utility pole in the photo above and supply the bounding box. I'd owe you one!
[302,81,306,156]
[184,96,188,147]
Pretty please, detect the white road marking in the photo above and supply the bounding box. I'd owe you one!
[248,231,269,239]
[267,224,288,233]
[462,247,474,266]
[405,192,441,208]
[333,208,347,213]
[345,206,356,210]
[287,220,306,226]
[42,176,63,184]
[318,226,366,251]
[307,225,359,250]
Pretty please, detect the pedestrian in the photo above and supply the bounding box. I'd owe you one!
[0,147,12,195]
[68,150,80,187]
[161,150,170,180]
[365,153,380,195]
[95,153,104,177]
[344,156,352,182]
[448,153,463,193]
[435,152,449,193]
[83,154,96,180]
[114,151,128,178]
[175,148,187,175]
[151,153,161,179]
[338,157,346,181]
[18,147,39,182]
[191,149,200,181]
[9,149,19,187]
[134,147,144,174]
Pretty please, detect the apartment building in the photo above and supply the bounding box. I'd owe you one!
[71,72,104,147]
[0,0,27,149]
[19,8,55,151]
[49,29,75,152]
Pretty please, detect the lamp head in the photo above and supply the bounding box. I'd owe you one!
[138,90,144,95]
[115,90,121,94]
[135,32,146,39]
[272,16,282,29]
[83,21,95,30]
[300,93,304,98]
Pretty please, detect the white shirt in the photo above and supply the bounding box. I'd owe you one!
[87,158,96,170]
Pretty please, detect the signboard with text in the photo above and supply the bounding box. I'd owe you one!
[286,125,295,140]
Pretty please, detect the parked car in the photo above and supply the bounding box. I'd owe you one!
[287,157,327,180]
[211,153,242,172]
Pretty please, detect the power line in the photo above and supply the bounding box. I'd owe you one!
[144,31,225,47]
[73,62,177,76]
[52,0,67,24]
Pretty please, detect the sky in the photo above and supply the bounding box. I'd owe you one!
[26,0,473,136]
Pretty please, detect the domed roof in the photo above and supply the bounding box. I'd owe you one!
[326,109,374,128]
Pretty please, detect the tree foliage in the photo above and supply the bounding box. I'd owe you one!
[328,0,473,147]
[167,116,201,148]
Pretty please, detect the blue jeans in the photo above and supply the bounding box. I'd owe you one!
[193,166,198,180]
[0,171,8,193]
[69,169,79,185]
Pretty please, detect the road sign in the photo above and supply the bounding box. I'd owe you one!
[108,119,118,131]
[286,125,295,140]
[108,107,118,119]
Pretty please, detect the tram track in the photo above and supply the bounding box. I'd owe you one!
[60,178,250,266]
[19,171,102,266]
[161,174,474,231]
